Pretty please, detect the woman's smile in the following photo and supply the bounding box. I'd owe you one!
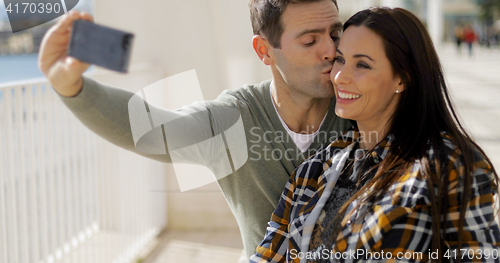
[336,90,361,103]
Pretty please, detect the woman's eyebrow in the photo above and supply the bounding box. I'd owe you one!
[353,54,374,61]
[336,49,374,61]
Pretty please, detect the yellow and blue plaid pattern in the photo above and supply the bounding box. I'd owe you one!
[250,128,500,263]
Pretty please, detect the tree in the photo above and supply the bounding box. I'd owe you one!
[477,0,500,25]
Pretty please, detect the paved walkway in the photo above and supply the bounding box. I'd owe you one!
[439,43,500,169]
[144,229,244,263]
[146,43,500,263]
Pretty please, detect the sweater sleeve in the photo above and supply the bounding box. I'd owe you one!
[59,76,243,171]
[250,171,296,263]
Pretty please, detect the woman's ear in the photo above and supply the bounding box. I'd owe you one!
[397,79,405,93]
[252,35,273,65]
[395,72,410,93]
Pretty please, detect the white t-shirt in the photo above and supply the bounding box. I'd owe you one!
[270,88,327,153]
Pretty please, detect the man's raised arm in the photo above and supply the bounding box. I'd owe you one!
[37,11,242,170]
[39,11,92,97]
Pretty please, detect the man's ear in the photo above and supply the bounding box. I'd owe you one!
[252,35,273,65]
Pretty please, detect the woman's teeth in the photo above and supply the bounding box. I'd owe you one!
[338,91,361,100]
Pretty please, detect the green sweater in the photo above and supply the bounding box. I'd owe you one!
[60,76,352,259]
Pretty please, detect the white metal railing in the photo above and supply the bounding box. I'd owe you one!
[0,66,168,263]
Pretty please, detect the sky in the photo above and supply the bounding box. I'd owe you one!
[0,1,6,21]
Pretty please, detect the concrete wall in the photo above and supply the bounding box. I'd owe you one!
[94,0,270,99]
[92,0,271,230]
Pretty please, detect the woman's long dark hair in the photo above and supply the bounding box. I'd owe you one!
[327,7,499,262]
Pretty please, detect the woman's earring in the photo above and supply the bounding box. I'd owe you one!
[396,90,400,93]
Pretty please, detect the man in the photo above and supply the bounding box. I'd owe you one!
[38,0,350,259]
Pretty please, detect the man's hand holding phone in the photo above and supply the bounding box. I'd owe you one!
[39,11,93,97]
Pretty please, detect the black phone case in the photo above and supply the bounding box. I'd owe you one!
[68,20,134,73]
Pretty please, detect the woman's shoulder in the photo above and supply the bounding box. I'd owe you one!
[430,132,488,165]
[400,133,495,205]
[426,132,494,183]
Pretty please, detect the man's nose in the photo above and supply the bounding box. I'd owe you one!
[323,37,336,62]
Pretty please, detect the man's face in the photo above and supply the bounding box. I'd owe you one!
[270,0,341,100]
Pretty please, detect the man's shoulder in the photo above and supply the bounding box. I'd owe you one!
[218,79,272,103]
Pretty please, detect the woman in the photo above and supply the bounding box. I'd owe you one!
[250,7,500,263]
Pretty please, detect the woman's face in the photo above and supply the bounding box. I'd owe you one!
[331,25,403,127]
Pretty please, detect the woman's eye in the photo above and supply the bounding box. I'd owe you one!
[333,57,344,64]
[357,62,370,69]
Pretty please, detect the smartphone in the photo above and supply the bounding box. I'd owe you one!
[68,20,134,73]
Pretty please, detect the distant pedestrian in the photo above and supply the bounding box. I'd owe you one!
[496,32,500,48]
[485,28,497,48]
[454,24,463,54]
[463,24,476,56]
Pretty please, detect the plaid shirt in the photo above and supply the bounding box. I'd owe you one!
[250,128,500,263]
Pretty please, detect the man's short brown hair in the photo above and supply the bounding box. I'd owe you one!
[249,0,339,48]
